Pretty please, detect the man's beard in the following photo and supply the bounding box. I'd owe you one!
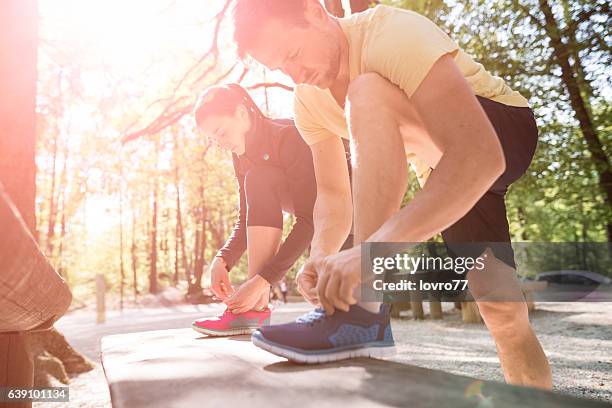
[314,42,342,89]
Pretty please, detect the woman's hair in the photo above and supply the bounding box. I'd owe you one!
[194,83,265,129]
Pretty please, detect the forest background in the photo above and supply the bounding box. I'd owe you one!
[33,0,611,307]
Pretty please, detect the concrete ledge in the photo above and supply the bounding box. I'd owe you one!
[101,328,608,408]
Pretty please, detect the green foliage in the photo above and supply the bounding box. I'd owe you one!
[386,0,611,246]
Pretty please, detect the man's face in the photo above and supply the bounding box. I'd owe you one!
[246,8,342,89]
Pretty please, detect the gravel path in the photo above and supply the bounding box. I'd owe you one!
[391,302,612,402]
[35,301,611,407]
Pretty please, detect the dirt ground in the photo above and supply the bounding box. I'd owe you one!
[35,300,611,407]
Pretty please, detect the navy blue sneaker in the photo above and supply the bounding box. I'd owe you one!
[251,304,395,364]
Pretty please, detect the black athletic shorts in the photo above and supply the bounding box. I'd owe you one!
[439,96,539,269]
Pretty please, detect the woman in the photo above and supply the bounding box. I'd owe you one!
[191,84,317,336]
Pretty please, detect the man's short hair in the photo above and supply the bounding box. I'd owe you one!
[232,0,310,59]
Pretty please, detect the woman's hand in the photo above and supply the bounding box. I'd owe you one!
[210,257,234,300]
[225,275,270,314]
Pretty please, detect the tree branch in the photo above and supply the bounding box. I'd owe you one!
[246,82,294,92]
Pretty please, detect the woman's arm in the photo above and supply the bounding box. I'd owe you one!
[255,129,322,284]
[215,159,248,270]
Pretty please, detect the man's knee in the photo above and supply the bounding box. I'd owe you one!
[478,300,530,339]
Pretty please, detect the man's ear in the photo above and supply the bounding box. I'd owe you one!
[304,0,328,24]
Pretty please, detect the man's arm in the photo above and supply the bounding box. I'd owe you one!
[367,54,505,243]
[309,135,353,258]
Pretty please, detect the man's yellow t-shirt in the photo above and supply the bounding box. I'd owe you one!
[294,5,529,187]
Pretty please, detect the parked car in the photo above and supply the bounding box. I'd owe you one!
[534,270,612,301]
[537,270,611,285]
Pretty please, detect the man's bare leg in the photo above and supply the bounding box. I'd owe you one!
[346,73,410,312]
[468,248,552,389]
[247,226,281,309]
[346,72,551,388]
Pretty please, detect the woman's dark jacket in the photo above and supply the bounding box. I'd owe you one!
[215,117,316,284]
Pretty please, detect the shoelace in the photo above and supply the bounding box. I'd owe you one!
[295,308,326,326]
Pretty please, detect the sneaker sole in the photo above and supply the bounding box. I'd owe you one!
[251,332,396,364]
[191,324,259,337]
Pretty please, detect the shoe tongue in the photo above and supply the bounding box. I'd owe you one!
[296,308,325,323]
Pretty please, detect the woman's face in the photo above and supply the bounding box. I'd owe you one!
[198,104,250,155]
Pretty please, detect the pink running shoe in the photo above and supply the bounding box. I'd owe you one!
[192,308,271,336]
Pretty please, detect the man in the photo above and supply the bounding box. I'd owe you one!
[231,0,551,389]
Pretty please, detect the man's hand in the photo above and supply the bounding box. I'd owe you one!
[296,259,321,304]
[225,275,270,314]
[316,246,360,314]
[210,257,234,300]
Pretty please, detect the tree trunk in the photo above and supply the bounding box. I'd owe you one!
[149,139,160,294]
[45,124,58,254]
[56,145,69,277]
[0,1,39,402]
[192,214,201,290]
[131,202,140,300]
[175,190,180,285]
[119,178,125,310]
[539,0,612,241]
[57,199,67,277]
[44,72,65,256]
[150,181,159,294]
[174,165,187,285]
[190,181,207,293]
[0,1,37,233]
[0,1,90,399]
[195,207,208,289]
[516,206,529,241]
[192,213,205,290]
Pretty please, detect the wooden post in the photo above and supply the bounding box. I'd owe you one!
[521,281,547,313]
[429,300,443,320]
[461,302,483,323]
[96,274,106,324]
[409,291,425,320]
[390,301,411,318]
